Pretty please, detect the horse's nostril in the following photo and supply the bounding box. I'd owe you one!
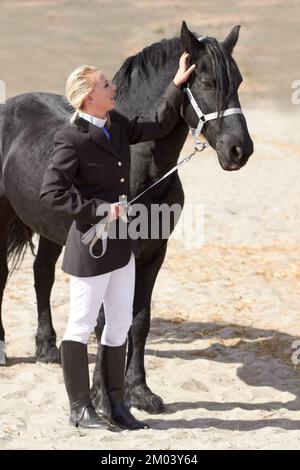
[231,146,243,160]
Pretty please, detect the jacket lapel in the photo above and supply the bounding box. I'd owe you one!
[74,114,122,159]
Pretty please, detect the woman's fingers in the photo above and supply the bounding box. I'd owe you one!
[180,51,196,75]
[173,51,196,88]
[181,64,196,81]
[186,64,196,75]
[180,51,190,67]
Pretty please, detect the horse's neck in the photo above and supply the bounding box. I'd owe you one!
[120,57,179,112]
[122,59,190,195]
[130,110,189,202]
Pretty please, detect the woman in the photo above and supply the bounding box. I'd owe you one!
[40,51,196,431]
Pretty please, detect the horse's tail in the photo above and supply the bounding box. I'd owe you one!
[7,215,36,278]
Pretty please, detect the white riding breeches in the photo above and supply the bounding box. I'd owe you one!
[63,251,135,346]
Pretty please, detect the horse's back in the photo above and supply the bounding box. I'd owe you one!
[4,92,71,136]
[0,92,73,237]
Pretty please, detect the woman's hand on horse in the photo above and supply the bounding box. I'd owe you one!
[173,51,196,88]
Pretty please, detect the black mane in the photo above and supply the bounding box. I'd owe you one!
[113,37,182,100]
[113,34,238,112]
[199,36,238,112]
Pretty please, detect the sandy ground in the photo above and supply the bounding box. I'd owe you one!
[1,0,300,451]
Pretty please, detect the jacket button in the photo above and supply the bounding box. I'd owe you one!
[120,177,125,182]
[118,161,122,166]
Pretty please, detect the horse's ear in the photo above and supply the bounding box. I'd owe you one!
[222,25,241,54]
[180,20,205,53]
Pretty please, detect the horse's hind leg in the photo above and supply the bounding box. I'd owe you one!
[33,235,63,363]
[0,197,17,365]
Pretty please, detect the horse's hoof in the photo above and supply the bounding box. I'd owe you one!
[0,340,6,365]
[36,343,60,364]
[126,385,165,414]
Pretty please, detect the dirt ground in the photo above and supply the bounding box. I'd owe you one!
[0,0,300,450]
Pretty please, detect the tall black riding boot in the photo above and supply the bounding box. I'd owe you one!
[60,340,110,429]
[103,340,149,431]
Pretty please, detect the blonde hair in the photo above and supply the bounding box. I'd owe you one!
[65,65,99,123]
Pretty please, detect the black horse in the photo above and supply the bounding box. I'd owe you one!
[0,22,253,412]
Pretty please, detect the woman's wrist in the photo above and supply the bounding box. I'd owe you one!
[173,79,182,89]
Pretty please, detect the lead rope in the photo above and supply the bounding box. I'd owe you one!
[80,143,205,259]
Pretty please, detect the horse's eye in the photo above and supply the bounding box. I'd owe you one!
[201,80,214,89]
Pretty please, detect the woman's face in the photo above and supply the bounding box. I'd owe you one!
[89,70,117,114]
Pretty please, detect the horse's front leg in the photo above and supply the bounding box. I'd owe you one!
[0,239,8,365]
[90,305,108,414]
[33,235,62,363]
[125,242,168,414]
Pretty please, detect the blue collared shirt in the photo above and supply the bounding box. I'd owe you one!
[78,111,110,140]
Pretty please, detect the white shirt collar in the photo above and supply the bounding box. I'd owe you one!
[78,111,107,129]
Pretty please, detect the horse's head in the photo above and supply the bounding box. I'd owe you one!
[180,21,253,171]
